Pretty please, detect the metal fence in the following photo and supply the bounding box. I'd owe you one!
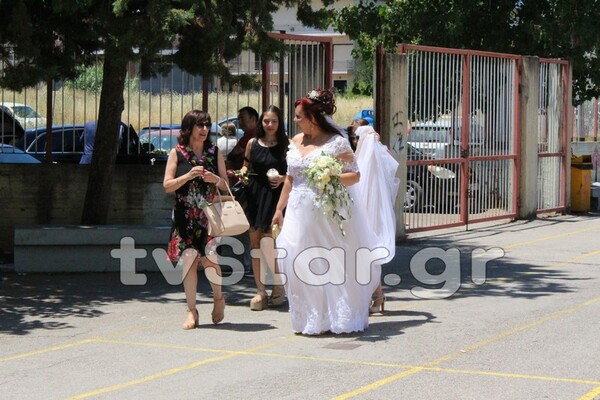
[398,45,519,233]
[537,59,568,212]
[0,33,332,162]
[573,98,600,142]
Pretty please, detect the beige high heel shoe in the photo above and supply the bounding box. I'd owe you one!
[183,308,199,330]
[270,285,285,307]
[369,296,385,314]
[250,291,268,311]
[211,295,225,324]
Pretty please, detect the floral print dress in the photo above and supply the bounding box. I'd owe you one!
[167,144,219,262]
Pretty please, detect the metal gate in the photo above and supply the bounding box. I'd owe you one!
[263,33,332,137]
[537,59,568,212]
[397,45,520,232]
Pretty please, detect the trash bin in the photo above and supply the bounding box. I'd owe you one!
[571,162,592,212]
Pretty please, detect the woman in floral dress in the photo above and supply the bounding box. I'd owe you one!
[163,110,229,330]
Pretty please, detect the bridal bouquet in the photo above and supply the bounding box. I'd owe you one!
[306,152,353,235]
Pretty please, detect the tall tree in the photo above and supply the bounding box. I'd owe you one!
[334,0,600,103]
[0,0,334,224]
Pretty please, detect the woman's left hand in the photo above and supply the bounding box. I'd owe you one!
[269,175,284,189]
[202,171,220,184]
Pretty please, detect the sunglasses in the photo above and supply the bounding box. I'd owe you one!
[196,123,211,129]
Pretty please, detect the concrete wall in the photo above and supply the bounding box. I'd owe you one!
[0,164,172,254]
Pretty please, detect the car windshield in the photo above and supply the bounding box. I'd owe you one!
[12,106,43,119]
[139,132,178,154]
[409,126,451,143]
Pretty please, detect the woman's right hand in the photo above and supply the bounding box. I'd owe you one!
[272,210,284,228]
[188,166,204,180]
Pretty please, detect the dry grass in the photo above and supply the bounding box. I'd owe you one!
[2,87,373,132]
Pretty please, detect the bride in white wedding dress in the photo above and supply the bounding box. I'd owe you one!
[272,89,392,335]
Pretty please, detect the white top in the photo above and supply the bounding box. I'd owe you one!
[217,136,238,156]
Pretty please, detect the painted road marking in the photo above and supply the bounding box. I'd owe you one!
[332,295,600,399]
[63,336,298,399]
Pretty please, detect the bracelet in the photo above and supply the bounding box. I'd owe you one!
[215,177,222,187]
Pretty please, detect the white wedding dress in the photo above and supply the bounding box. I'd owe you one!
[276,134,387,335]
[353,127,400,264]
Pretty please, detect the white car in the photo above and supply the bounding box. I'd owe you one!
[0,102,47,130]
[408,119,484,159]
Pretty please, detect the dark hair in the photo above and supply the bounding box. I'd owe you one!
[294,88,340,136]
[238,106,259,121]
[258,105,289,160]
[178,109,213,147]
[353,118,370,127]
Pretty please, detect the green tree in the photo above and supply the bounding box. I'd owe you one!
[334,0,600,103]
[0,0,334,224]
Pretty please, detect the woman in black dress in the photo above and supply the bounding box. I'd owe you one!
[239,105,289,310]
[163,110,229,329]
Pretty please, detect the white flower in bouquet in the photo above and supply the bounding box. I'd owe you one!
[306,152,353,235]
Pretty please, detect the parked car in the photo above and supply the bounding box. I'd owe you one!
[15,124,86,163]
[0,102,46,130]
[407,119,485,159]
[14,123,148,164]
[138,123,181,137]
[212,116,244,140]
[138,128,180,164]
[0,107,26,145]
[405,143,456,212]
[0,144,41,163]
[404,143,487,213]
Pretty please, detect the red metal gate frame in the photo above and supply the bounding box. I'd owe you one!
[263,32,333,113]
[397,44,521,232]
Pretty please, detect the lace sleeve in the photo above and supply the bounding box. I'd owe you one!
[331,135,358,173]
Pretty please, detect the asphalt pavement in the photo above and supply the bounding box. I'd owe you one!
[1,214,600,400]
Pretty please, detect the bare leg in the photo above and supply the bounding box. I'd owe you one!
[249,228,268,310]
[369,284,385,314]
[181,248,200,329]
[201,256,225,324]
[259,231,285,306]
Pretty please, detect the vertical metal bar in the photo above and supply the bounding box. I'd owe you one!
[202,78,209,112]
[324,41,333,88]
[460,53,470,223]
[262,58,270,111]
[279,49,285,112]
[594,98,598,141]
[511,58,520,214]
[374,44,385,136]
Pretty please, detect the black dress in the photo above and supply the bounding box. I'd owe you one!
[246,139,287,231]
[167,144,219,262]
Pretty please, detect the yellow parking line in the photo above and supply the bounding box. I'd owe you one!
[426,366,600,386]
[0,339,96,363]
[332,367,424,400]
[579,386,600,400]
[64,336,298,399]
[503,226,600,250]
[0,322,162,363]
[331,294,600,399]
[64,353,236,400]
[95,339,600,387]
[536,249,600,270]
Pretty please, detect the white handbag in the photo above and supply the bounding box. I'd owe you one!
[204,181,250,236]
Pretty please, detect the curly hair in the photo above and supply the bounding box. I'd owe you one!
[178,109,213,147]
[295,88,340,136]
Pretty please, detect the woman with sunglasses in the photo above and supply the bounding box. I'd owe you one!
[163,109,229,330]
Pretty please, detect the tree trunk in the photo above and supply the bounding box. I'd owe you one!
[80,54,127,225]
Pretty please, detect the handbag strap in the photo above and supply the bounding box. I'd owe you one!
[213,180,236,204]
